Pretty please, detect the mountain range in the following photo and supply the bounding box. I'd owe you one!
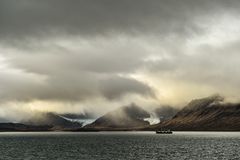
[1,95,240,131]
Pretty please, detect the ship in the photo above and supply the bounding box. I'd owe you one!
[156,129,173,134]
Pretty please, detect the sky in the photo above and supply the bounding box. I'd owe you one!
[1,0,240,121]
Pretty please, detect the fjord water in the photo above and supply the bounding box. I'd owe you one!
[0,132,239,160]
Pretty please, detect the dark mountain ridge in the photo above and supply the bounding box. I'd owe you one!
[22,112,82,130]
[0,123,51,131]
[151,95,240,131]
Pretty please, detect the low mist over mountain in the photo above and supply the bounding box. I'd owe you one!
[85,104,150,130]
[60,112,96,127]
[60,113,94,119]
[154,106,179,121]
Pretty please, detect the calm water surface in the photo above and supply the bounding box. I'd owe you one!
[0,131,239,160]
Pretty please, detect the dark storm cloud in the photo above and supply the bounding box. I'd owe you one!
[0,68,153,102]
[6,38,147,74]
[100,76,154,100]
[1,0,239,41]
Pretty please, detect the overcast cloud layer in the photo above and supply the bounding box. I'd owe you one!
[1,0,240,121]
